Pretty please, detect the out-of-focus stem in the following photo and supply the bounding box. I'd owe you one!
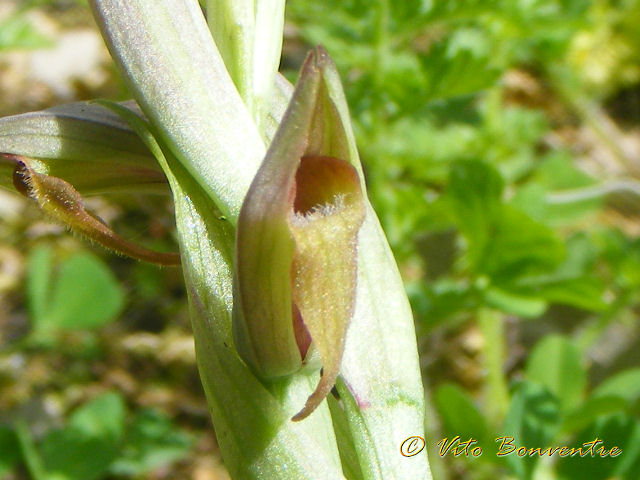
[478,308,510,425]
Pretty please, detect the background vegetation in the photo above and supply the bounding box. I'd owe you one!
[1,0,639,479]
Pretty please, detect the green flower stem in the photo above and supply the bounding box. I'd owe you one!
[478,308,510,425]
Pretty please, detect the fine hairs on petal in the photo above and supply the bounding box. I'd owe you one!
[290,193,348,224]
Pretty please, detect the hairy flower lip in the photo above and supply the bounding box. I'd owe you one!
[288,154,364,364]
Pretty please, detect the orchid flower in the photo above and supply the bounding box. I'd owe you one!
[0,1,431,478]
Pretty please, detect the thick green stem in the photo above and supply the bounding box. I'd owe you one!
[90,0,264,221]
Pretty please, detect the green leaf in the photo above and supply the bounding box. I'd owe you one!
[434,383,491,449]
[562,395,629,433]
[38,394,127,480]
[510,275,607,312]
[533,152,595,191]
[419,29,500,101]
[501,381,561,479]
[0,13,52,50]
[0,426,20,476]
[40,428,118,480]
[424,0,497,21]
[69,392,126,443]
[408,280,477,329]
[446,160,565,281]
[109,409,192,476]
[512,152,602,226]
[38,252,125,331]
[526,336,586,413]
[557,414,640,480]
[448,160,504,268]
[486,229,607,312]
[483,287,547,318]
[596,229,640,290]
[0,102,166,195]
[481,206,565,281]
[592,368,640,406]
[14,421,47,480]
[37,394,125,480]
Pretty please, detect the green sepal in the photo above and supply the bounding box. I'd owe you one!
[0,102,166,195]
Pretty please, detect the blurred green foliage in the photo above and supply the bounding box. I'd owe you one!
[0,11,51,50]
[0,392,193,480]
[26,246,125,341]
[0,247,193,478]
[434,337,640,479]
[0,1,87,50]
[288,0,640,478]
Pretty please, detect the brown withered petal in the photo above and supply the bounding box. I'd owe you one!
[8,154,179,266]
